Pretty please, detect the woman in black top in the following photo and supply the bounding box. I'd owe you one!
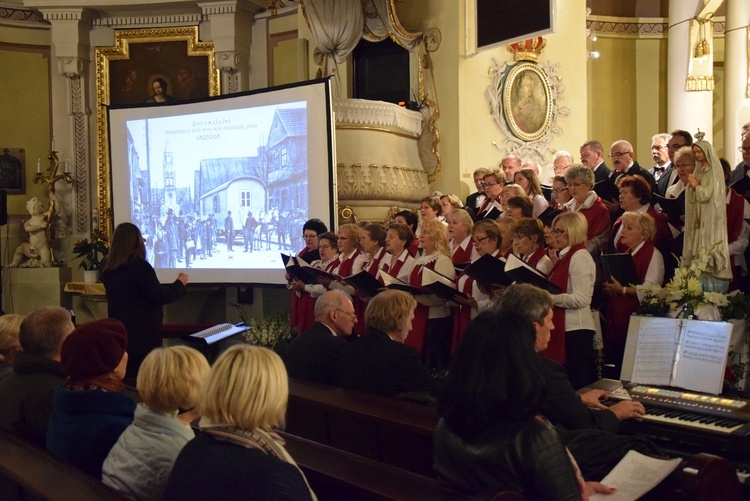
[101,222,187,377]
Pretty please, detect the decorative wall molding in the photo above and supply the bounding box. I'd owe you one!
[41,9,94,23]
[92,14,203,27]
[199,1,258,19]
[0,2,46,26]
[336,163,429,202]
[69,75,89,235]
[334,99,422,138]
[587,16,725,38]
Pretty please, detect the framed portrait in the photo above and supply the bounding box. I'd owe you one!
[0,148,26,194]
[502,62,553,142]
[95,27,219,235]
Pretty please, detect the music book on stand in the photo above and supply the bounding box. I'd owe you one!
[504,254,562,294]
[600,253,639,287]
[620,315,733,395]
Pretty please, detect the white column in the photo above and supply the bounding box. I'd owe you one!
[723,0,750,166]
[667,0,713,140]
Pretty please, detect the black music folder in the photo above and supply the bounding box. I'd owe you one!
[621,316,733,395]
[600,253,639,287]
[730,175,750,198]
[594,179,619,202]
[652,192,685,224]
[504,254,562,295]
[341,270,384,298]
[461,254,513,290]
[281,254,318,285]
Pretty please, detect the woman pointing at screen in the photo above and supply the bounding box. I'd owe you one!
[102,222,188,378]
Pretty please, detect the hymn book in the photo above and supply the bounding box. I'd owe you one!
[461,254,512,290]
[620,316,733,395]
[504,254,562,294]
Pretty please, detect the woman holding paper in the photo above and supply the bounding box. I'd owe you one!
[602,212,664,373]
[407,218,455,372]
[450,219,501,352]
[383,222,416,281]
[547,211,596,390]
[295,232,339,298]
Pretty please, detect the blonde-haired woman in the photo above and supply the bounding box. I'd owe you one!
[103,346,210,500]
[547,211,596,390]
[164,345,315,500]
[407,218,455,371]
[514,168,549,218]
[446,209,477,265]
[0,314,24,380]
[602,211,664,374]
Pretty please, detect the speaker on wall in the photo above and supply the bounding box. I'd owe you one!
[476,0,554,49]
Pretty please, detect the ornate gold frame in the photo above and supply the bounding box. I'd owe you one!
[502,62,553,143]
[95,27,219,236]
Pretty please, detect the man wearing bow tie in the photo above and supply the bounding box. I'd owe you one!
[729,123,750,187]
[649,133,672,196]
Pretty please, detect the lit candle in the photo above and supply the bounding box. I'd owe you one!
[36,159,41,173]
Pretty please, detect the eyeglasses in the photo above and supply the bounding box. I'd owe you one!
[552,188,569,193]
[318,244,333,250]
[303,234,317,240]
[473,235,490,244]
[668,143,687,150]
[335,309,356,318]
[738,147,750,153]
[608,151,632,158]
[482,182,500,188]
[568,182,587,188]
[551,229,567,235]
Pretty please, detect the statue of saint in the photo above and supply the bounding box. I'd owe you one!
[9,197,52,268]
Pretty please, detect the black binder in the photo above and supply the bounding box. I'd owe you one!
[504,254,562,294]
[600,253,639,287]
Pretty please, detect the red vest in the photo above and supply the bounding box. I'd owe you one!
[290,247,315,334]
[525,246,547,270]
[546,244,587,364]
[405,257,439,354]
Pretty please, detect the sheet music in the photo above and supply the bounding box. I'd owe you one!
[590,450,682,500]
[630,317,681,385]
[672,319,732,395]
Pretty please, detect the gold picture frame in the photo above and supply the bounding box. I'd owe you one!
[95,26,219,236]
[502,62,553,142]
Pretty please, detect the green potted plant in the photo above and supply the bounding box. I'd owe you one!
[72,230,109,283]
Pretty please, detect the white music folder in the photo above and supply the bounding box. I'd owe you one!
[620,315,732,395]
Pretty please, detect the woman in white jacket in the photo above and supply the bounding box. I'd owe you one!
[102,346,210,500]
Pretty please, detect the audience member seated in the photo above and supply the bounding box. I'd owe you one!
[46,319,136,478]
[0,314,24,380]
[433,309,614,499]
[0,307,74,447]
[164,345,315,500]
[102,346,210,500]
[338,290,442,399]
[285,291,354,384]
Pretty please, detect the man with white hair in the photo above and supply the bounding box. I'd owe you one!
[521,158,540,176]
[285,290,354,384]
[500,154,522,183]
[552,151,573,177]
[650,133,673,196]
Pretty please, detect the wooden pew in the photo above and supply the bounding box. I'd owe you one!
[279,432,475,500]
[0,429,127,501]
[286,378,438,477]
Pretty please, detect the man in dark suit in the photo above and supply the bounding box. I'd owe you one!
[729,124,750,186]
[465,167,489,212]
[580,140,611,184]
[338,290,441,398]
[661,129,693,197]
[649,133,673,197]
[285,291,353,384]
[601,140,657,220]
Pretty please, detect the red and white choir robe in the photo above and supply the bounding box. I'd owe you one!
[381,249,416,282]
[353,247,390,335]
[405,253,455,354]
[603,241,664,365]
[290,246,317,334]
[450,250,498,353]
[331,248,365,335]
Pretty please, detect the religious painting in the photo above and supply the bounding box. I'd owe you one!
[95,27,219,236]
[0,147,26,194]
[502,62,553,142]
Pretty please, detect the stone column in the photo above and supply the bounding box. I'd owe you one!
[39,8,94,237]
[199,1,260,94]
[667,0,713,139]
[723,0,750,166]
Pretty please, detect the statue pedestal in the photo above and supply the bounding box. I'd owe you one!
[3,267,72,314]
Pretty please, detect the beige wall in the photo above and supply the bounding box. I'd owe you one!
[0,43,51,215]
